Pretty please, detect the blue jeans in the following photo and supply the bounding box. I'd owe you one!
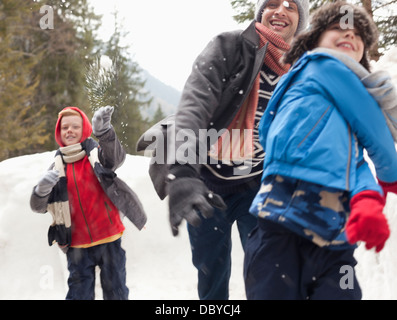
[187,185,258,300]
[65,238,129,300]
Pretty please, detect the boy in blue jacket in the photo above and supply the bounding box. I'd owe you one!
[244,1,397,300]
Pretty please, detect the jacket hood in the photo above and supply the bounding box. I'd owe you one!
[55,106,92,147]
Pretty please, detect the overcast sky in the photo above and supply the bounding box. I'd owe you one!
[90,0,252,91]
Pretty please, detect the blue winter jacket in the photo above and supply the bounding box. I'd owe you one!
[259,51,397,196]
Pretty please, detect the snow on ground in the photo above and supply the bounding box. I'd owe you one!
[1,152,397,300]
[356,46,397,300]
[1,47,397,300]
[0,153,245,300]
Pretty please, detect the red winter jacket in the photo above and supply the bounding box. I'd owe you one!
[65,156,125,247]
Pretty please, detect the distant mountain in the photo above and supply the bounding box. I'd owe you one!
[141,70,181,120]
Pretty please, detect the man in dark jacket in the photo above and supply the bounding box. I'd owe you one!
[138,0,309,300]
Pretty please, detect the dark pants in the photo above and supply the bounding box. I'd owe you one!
[187,186,258,300]
[65,238,129,300]
[244,219,362,300]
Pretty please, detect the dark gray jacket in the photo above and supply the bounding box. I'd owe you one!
[137,21,268,199]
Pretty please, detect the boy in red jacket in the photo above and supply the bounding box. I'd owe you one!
[30,106,146,300]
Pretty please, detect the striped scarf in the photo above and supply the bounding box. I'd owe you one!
[209,23,290,162]
[47,138,109,249]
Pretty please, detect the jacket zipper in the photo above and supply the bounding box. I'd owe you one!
[297,105,331,148]
[72,163,93,243]
[346,125,352,190]
[104,201,113,225]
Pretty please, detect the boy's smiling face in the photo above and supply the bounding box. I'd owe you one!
[317,22,365,63]
[60,115,83,146]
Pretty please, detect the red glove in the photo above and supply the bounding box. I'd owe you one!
[346,190,390,252]
[378,179,397,198]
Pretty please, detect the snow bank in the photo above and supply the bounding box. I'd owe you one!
[355,46,397,300]
[0,153,245,300]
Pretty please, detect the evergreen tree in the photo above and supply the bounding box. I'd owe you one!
[151,105,167,125]
[370,0,397,57]
[31,0,101,151]
[0,0,49,161]
[85,12,152,154]
[1,1,150,159]
[231,0,255,23]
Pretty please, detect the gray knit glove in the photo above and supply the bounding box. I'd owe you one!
[92,106,114,136]
[168,176,227,236]
[35,170,59,197]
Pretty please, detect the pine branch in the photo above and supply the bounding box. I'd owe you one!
[373,0,397,12]
[84,55,119,112]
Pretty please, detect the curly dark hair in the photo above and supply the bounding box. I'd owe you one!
[284,1,378,71]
